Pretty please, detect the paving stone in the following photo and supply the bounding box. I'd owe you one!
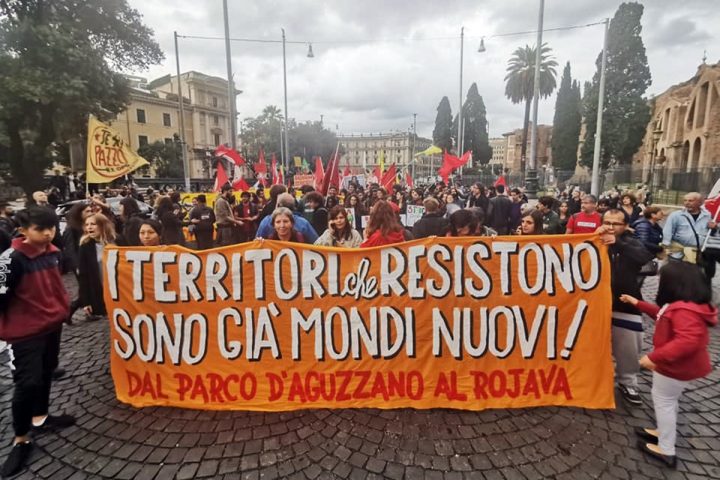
[0,273,716,480]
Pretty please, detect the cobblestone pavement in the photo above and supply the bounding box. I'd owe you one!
[1,274,719,480]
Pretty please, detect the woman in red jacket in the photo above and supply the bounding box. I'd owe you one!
[620,261,717,468]
[360,200,406,248]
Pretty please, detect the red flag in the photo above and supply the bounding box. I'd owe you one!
[271,154,281,185]
[381,164,398,191]
[405,170,414,188]
[705,197,720,219]
[214,145,245,166]
[343,163,351,178]
[213,162,230,192]
[494,175,507,188]
[278,165,285,186]
[438,150,471,184]
[321,151,340,195]
[372,164,382,184]
[232,177,250,191]
[313,156,325,190]
[253,149,268,186]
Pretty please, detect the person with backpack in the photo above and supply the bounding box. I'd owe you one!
[620,262,717,467]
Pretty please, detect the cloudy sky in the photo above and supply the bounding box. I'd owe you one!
[126,0,718,140]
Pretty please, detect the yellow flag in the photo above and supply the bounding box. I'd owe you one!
[379,150,385,176]
[293,156,302,168]
[86,116,150,183]
[415,145,443,157]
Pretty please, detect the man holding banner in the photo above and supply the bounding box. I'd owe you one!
[598,208,654,405]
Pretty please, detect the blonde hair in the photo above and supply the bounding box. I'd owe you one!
[80,213,116,245]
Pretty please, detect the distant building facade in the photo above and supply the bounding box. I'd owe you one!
[489,137,506,173]
[338,132,432,175]
[500,124,553,174]
[109,72,239,179]
[634,62,720,189]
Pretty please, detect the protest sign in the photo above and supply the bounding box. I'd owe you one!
[406,205,425,226]
[293,174,315,188]
[105,235,614,411]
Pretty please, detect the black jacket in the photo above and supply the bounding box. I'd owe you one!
[159,211,185,246]
[78,239,106,316]
[413,213,450,239]
[487,195,513,235]
[608,232,654,314]
[632,218,663,254]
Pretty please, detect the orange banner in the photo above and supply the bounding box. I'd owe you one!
[104,235,615,411]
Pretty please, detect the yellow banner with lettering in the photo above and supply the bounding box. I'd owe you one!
[105,235,615,411]
[86,116,149,183]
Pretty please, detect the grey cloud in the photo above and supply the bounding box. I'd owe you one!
[127,0,720,140]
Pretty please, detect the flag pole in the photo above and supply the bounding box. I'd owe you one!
[701,205,720,252]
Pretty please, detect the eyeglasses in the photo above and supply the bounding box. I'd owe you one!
[602,221,625,227]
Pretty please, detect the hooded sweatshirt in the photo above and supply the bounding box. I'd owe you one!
[636,300,717,381]
[360,229,406,248]
[0,237,70,342]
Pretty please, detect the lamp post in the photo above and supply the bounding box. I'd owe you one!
[525,0,544,199]
[649,123,663,193]
[590,18,610,196]
[173,31,191,192]
[282,28,290,174]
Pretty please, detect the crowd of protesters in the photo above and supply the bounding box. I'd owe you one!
[0,176,716,475]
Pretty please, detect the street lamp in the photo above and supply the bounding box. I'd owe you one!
[648,123,663,193]
[477,38,486,53]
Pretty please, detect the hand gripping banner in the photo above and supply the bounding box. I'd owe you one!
[104,235,615,411]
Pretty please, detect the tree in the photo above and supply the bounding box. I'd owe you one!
[288,121,340,170]
[240,105,285,160]
[240,106,339,174]
[551,62,582,171]
[432,96,453,152]
[580,3,651,169]
[0,1,163,197]
[137,135,185,178]
[452,83,492,165]
[504,43,558,174]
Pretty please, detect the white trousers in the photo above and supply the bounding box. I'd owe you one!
[651,371,688,456]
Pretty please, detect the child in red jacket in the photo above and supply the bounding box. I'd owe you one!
[620,261,717,468]
[0,207,76,477]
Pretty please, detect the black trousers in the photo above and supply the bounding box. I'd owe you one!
[702,248,720,284]
[195,230,214,250]
[8,328,62,437]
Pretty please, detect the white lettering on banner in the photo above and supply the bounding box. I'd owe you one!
[106,241,601,305]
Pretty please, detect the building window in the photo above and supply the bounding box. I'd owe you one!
[164,138,173,145]
[213,134,221,146]
[213,115,219,126]
[212,96,218,108]
[163,113,171,127]
[200,113,206,125]
[136,109,146,124]
[138,135,148,147]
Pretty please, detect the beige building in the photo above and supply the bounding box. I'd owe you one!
[108,72,239,179]
[500,124,553,174]
[489,137,506,172]
[634,62,720,188]
[338,132,432,174]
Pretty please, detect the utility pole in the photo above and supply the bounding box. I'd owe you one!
[222,0,236,151]
[411,113,417,182]
[590,18,610,196]
[526,0,544,199]
[281,28,290,173]
[173,31,191,192]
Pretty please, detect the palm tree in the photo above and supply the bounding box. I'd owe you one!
[504,43,558,174]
